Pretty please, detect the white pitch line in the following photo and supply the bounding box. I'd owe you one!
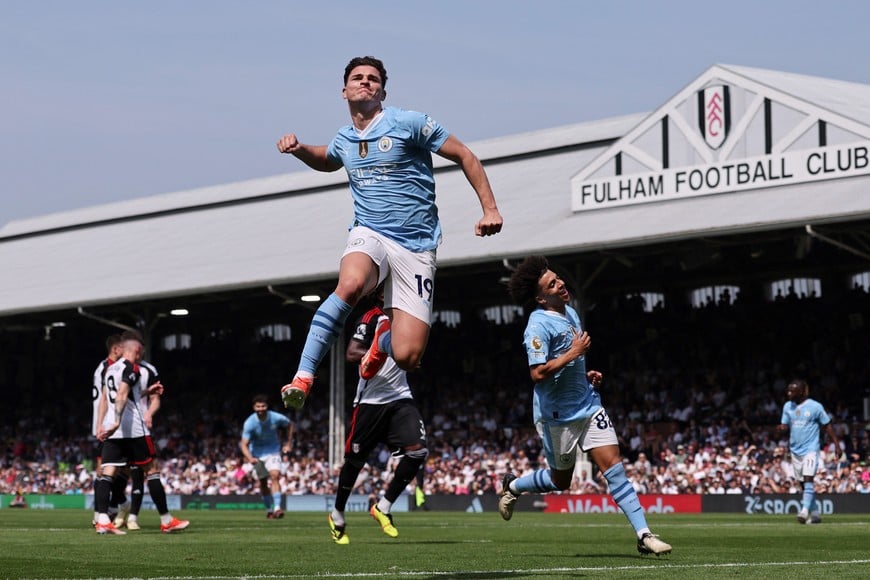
[93,558,869,579]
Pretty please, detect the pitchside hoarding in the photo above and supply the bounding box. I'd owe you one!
[701,494,870,515]
[541,494,701,514]
[3,494,868,514]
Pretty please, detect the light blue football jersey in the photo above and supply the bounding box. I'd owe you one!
[326,106,449,252]
[781,398,830,456]
[242,411,290,457]
[523,305,601,424]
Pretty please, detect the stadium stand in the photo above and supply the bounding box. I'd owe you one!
[2,284,867,497]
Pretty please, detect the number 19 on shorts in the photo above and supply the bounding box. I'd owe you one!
[415,274,434,301]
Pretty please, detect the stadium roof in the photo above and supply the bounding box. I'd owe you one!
[2,64,870,317]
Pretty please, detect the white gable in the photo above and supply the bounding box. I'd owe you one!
[571,64,870,212]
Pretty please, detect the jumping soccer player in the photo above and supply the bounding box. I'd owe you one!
[275,55,502,410]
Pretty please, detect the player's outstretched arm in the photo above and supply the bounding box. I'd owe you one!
[436,135,503,237]
[276,134,341,172]
[239,438,256,464]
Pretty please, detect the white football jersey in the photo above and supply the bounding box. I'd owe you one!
[102,357,150,439]
[351,308,412,406]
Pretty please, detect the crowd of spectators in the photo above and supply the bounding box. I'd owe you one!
[2,409,869,498]
[2,280,869,499]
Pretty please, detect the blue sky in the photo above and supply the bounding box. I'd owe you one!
[2,0,868,224]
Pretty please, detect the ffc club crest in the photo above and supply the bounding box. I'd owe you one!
[697,84,731,150]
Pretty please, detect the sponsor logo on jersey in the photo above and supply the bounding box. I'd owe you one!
[422,117,435,137]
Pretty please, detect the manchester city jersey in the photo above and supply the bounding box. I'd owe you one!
[326,106,449,252]
[242,411,291,457]
[523,305,601,424]
[781,398,830,456]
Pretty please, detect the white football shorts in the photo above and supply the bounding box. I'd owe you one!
[254,453,282,479]
[537,408,619,470]
[341,225,436,324]
[790,450,819,479]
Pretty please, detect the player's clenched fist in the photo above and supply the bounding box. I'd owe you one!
[277,134,300,154]
[475,209,503,237]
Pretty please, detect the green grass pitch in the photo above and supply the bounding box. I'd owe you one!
[1,510,868,578]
